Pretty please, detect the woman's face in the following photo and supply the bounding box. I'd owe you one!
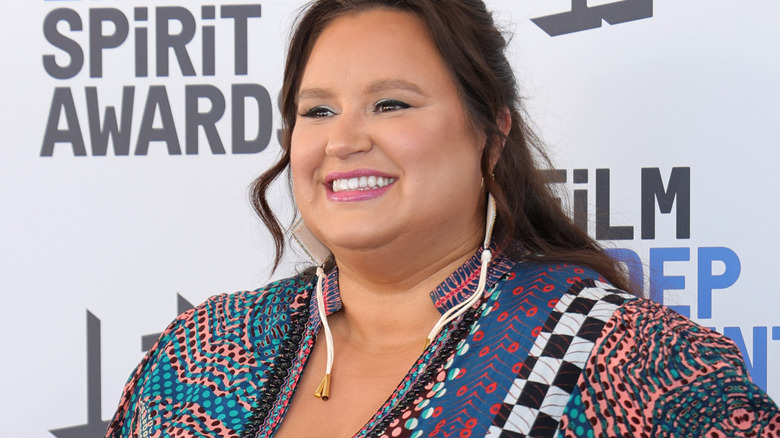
[290,8,486,256]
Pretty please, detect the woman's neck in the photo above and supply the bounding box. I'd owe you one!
[328,233,483,346]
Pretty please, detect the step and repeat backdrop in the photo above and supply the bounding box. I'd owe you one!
[1,0,778,436]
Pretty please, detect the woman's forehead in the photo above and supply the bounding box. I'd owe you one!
[297,9,452,98]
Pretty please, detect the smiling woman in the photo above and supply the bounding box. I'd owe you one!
[105,1,780,437]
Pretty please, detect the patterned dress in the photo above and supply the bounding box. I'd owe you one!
[106,247,780,437]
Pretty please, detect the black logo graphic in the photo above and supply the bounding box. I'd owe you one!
[50,295,194,437]
[532,0,653,36]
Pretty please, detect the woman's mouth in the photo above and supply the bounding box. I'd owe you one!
[331,176,397,192]
[325,170,397,202]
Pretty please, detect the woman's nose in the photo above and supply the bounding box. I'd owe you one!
[324,112,373,158]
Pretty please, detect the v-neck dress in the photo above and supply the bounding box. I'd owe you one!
[106,247,780,437]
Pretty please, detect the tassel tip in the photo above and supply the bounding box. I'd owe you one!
[314,374,331,401]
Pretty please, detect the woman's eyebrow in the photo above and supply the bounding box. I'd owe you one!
[296,79,426,103]
[297,87,333,103]
[366,79,427,96]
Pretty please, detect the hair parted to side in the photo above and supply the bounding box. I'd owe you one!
[250,0,635,294]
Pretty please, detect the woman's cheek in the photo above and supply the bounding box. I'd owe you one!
[291,128,318,164]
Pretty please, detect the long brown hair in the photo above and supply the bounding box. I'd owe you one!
[250,0,635,293]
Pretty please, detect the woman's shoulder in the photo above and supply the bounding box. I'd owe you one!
[169,273,315,333]
[501,261,761,392]
[198,273,314,320]
[557,284,780,436]
[105,273,316,437]
[489,261,779,435]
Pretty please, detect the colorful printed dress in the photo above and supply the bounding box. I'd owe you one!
[106,247,780,437]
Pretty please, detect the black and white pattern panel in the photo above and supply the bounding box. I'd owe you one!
[488,280,634,437]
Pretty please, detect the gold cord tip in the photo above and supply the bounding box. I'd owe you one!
[423,338,431,351]
[314,374,331,401]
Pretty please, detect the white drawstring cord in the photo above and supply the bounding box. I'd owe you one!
[425,194,496,347]
[313,194,497,400]
[313,266,334,400]
[424,248,491,347]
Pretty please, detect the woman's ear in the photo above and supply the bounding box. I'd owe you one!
[489,107,512,171]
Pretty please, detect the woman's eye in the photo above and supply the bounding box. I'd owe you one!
[300,106,335,118]
[374,99,410,113]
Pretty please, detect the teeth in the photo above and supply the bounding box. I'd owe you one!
[331,176,396,192]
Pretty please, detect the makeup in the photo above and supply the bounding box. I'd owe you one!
[325,169,397,202]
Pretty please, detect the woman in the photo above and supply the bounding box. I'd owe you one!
[106,0,779,437]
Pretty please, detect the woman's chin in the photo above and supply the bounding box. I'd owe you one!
[321,229,400,257]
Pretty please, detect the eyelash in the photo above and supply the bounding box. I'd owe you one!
[299,99,411,118]
[300,106,335,119]
[374,99,411,113]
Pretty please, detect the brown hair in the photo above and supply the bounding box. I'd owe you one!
[250,0,635,293]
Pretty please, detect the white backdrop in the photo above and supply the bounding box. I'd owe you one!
[1,1,778,436]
